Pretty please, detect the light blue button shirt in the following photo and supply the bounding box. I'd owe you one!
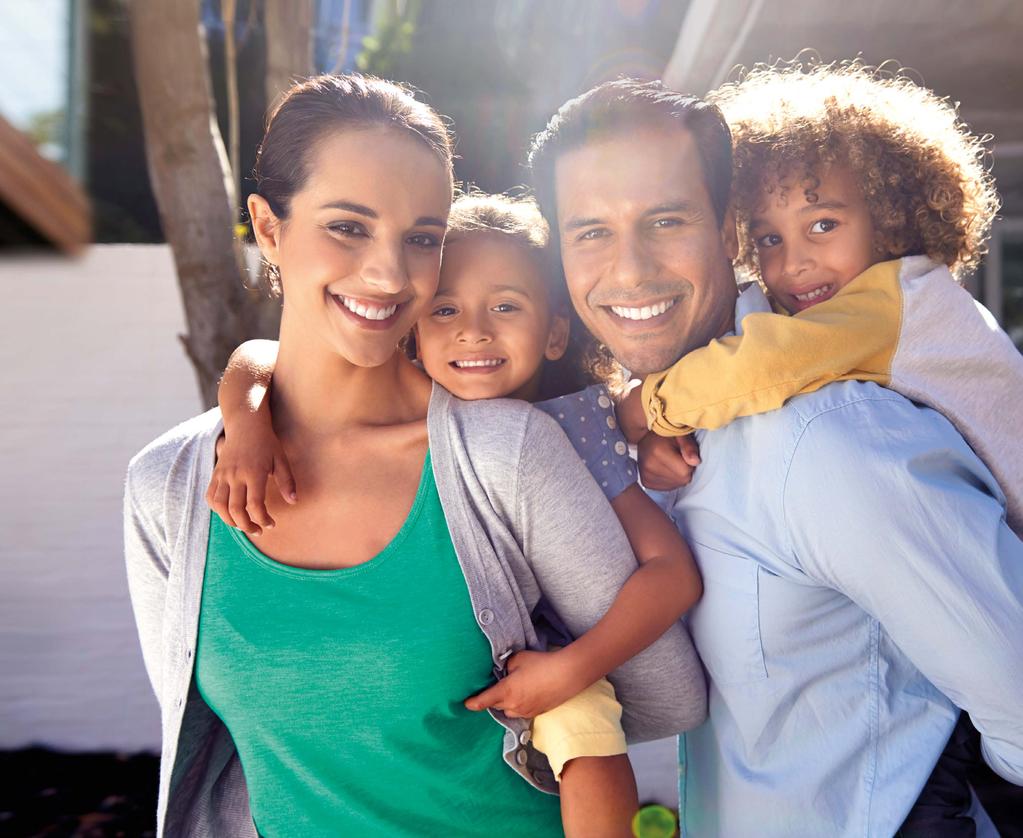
[668,287,1023,836]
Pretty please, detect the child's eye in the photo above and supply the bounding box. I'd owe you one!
[809,219,838,234]
[492,302,520,313]
[407,232,441,248]
[755,233,782,248]
[432,305,458,317]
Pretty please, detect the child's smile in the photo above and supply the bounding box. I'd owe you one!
[415,233,568,402]
[750,164,878,314]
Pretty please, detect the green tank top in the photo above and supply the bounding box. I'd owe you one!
[195,451,563,837]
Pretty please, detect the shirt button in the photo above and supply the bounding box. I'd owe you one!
[597,394,611,409]
[478,608,495,626]
[504,730,516,748]
[614,441,627,456]
[186,648,193,660]
[516,749,529,766]
[606,415,617,430]
[519,729,531,745]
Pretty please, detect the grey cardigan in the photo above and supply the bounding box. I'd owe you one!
[124,384,706,837]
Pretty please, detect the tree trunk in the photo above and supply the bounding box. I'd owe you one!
[264,0,315,112]
[129,0,260,407]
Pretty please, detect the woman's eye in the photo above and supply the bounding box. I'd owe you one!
[755,233,782,248]
[432,305,457,317]
[492,302,520,313]
[408,233,441,248]
[327,221,365,237]
[809,219,838,234]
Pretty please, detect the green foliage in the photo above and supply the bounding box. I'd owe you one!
[357,0,421,77]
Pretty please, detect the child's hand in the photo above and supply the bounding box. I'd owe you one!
[205,426,297,536]
[637,431,701,491]
[463,649,587,719]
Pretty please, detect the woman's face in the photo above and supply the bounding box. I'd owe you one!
[251,127,452,368]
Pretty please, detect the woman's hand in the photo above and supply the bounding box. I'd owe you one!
[205,421,296,536]
[464,649,589,719]
[637,431,701,491]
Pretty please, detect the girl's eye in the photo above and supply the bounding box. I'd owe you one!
[408,233,441,248]
[492,302,520,313]
[432,305,457,317]
[809,219,838,234]
[755,233,782,248]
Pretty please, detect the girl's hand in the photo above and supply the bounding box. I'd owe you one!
[463,649,588,719]
[616,384,650,444]
[637,432,701,491]
[205,426,297,536]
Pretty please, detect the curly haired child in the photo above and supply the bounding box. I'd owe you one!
[627,59,1023,538]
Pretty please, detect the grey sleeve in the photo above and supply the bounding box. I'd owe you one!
[123,450,171,704]
[516,408,707,741]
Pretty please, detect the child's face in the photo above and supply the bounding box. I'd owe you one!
[750,164,878,314]
[415,233,569,402]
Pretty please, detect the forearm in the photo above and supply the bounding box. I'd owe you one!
[559,555,698,689]
[218,339,279,424]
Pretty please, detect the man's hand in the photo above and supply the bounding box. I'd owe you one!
[637,431,701,491]
[464,649,588,719]
[205,425,297,536]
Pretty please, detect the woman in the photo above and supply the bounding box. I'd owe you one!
[124,74,704,837]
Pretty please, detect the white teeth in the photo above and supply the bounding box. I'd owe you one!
[338,296,398,320]
[794,285,833,302]
[453,359,504,368]
[610,299,676,320]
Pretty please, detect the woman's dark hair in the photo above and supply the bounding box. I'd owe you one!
[528,78,733,232]
[254,73,454,222]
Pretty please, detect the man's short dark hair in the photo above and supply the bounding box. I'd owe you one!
[528,78,733,231]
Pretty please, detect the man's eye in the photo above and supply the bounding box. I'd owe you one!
[492,302,520,313]
[809,219,838,234]
[755,233,782,248]
[408,233,441,248]
[653,217,682,228]
[578,228,608,241]
[432,305,457,317]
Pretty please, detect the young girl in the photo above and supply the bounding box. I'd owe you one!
[625,60,1023,539]
[209,193,704,836]
[125,74,703,838]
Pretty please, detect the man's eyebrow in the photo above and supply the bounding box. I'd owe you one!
[645,200,702,216]
[319,200,445,228]
[563,215,604,232]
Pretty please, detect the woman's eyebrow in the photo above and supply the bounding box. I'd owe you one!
[318,200,446,228]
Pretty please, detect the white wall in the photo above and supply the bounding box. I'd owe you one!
[0,244,201,752]
[0,243,679,805]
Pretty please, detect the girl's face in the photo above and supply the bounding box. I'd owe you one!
[249,128,452,368]
[749,163,878,313]
[415,234,569,402]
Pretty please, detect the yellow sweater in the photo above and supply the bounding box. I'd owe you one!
[641,256,1023,534]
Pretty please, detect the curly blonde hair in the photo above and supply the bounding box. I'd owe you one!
[708,59,1000,280]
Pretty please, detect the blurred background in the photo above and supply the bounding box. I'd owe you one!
[1,1,1021,834]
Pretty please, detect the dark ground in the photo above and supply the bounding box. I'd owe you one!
[0,747,1018,837]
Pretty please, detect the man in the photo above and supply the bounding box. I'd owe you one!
[528,79,1023,836]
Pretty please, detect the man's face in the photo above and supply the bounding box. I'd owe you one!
[554,126,739,376]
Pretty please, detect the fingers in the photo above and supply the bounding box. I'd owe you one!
[677,434,702,467]
[209,477,237,529]
[465,682,506,712]
[638,433,697,491]
[272,453,298,504]
[245,477,275,532]
[227,481,260,537]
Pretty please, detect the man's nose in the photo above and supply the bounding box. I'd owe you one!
[608,233,651,290]
[360,239,409,295]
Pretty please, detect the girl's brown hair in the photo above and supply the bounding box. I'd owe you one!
[710,59,1000,280]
